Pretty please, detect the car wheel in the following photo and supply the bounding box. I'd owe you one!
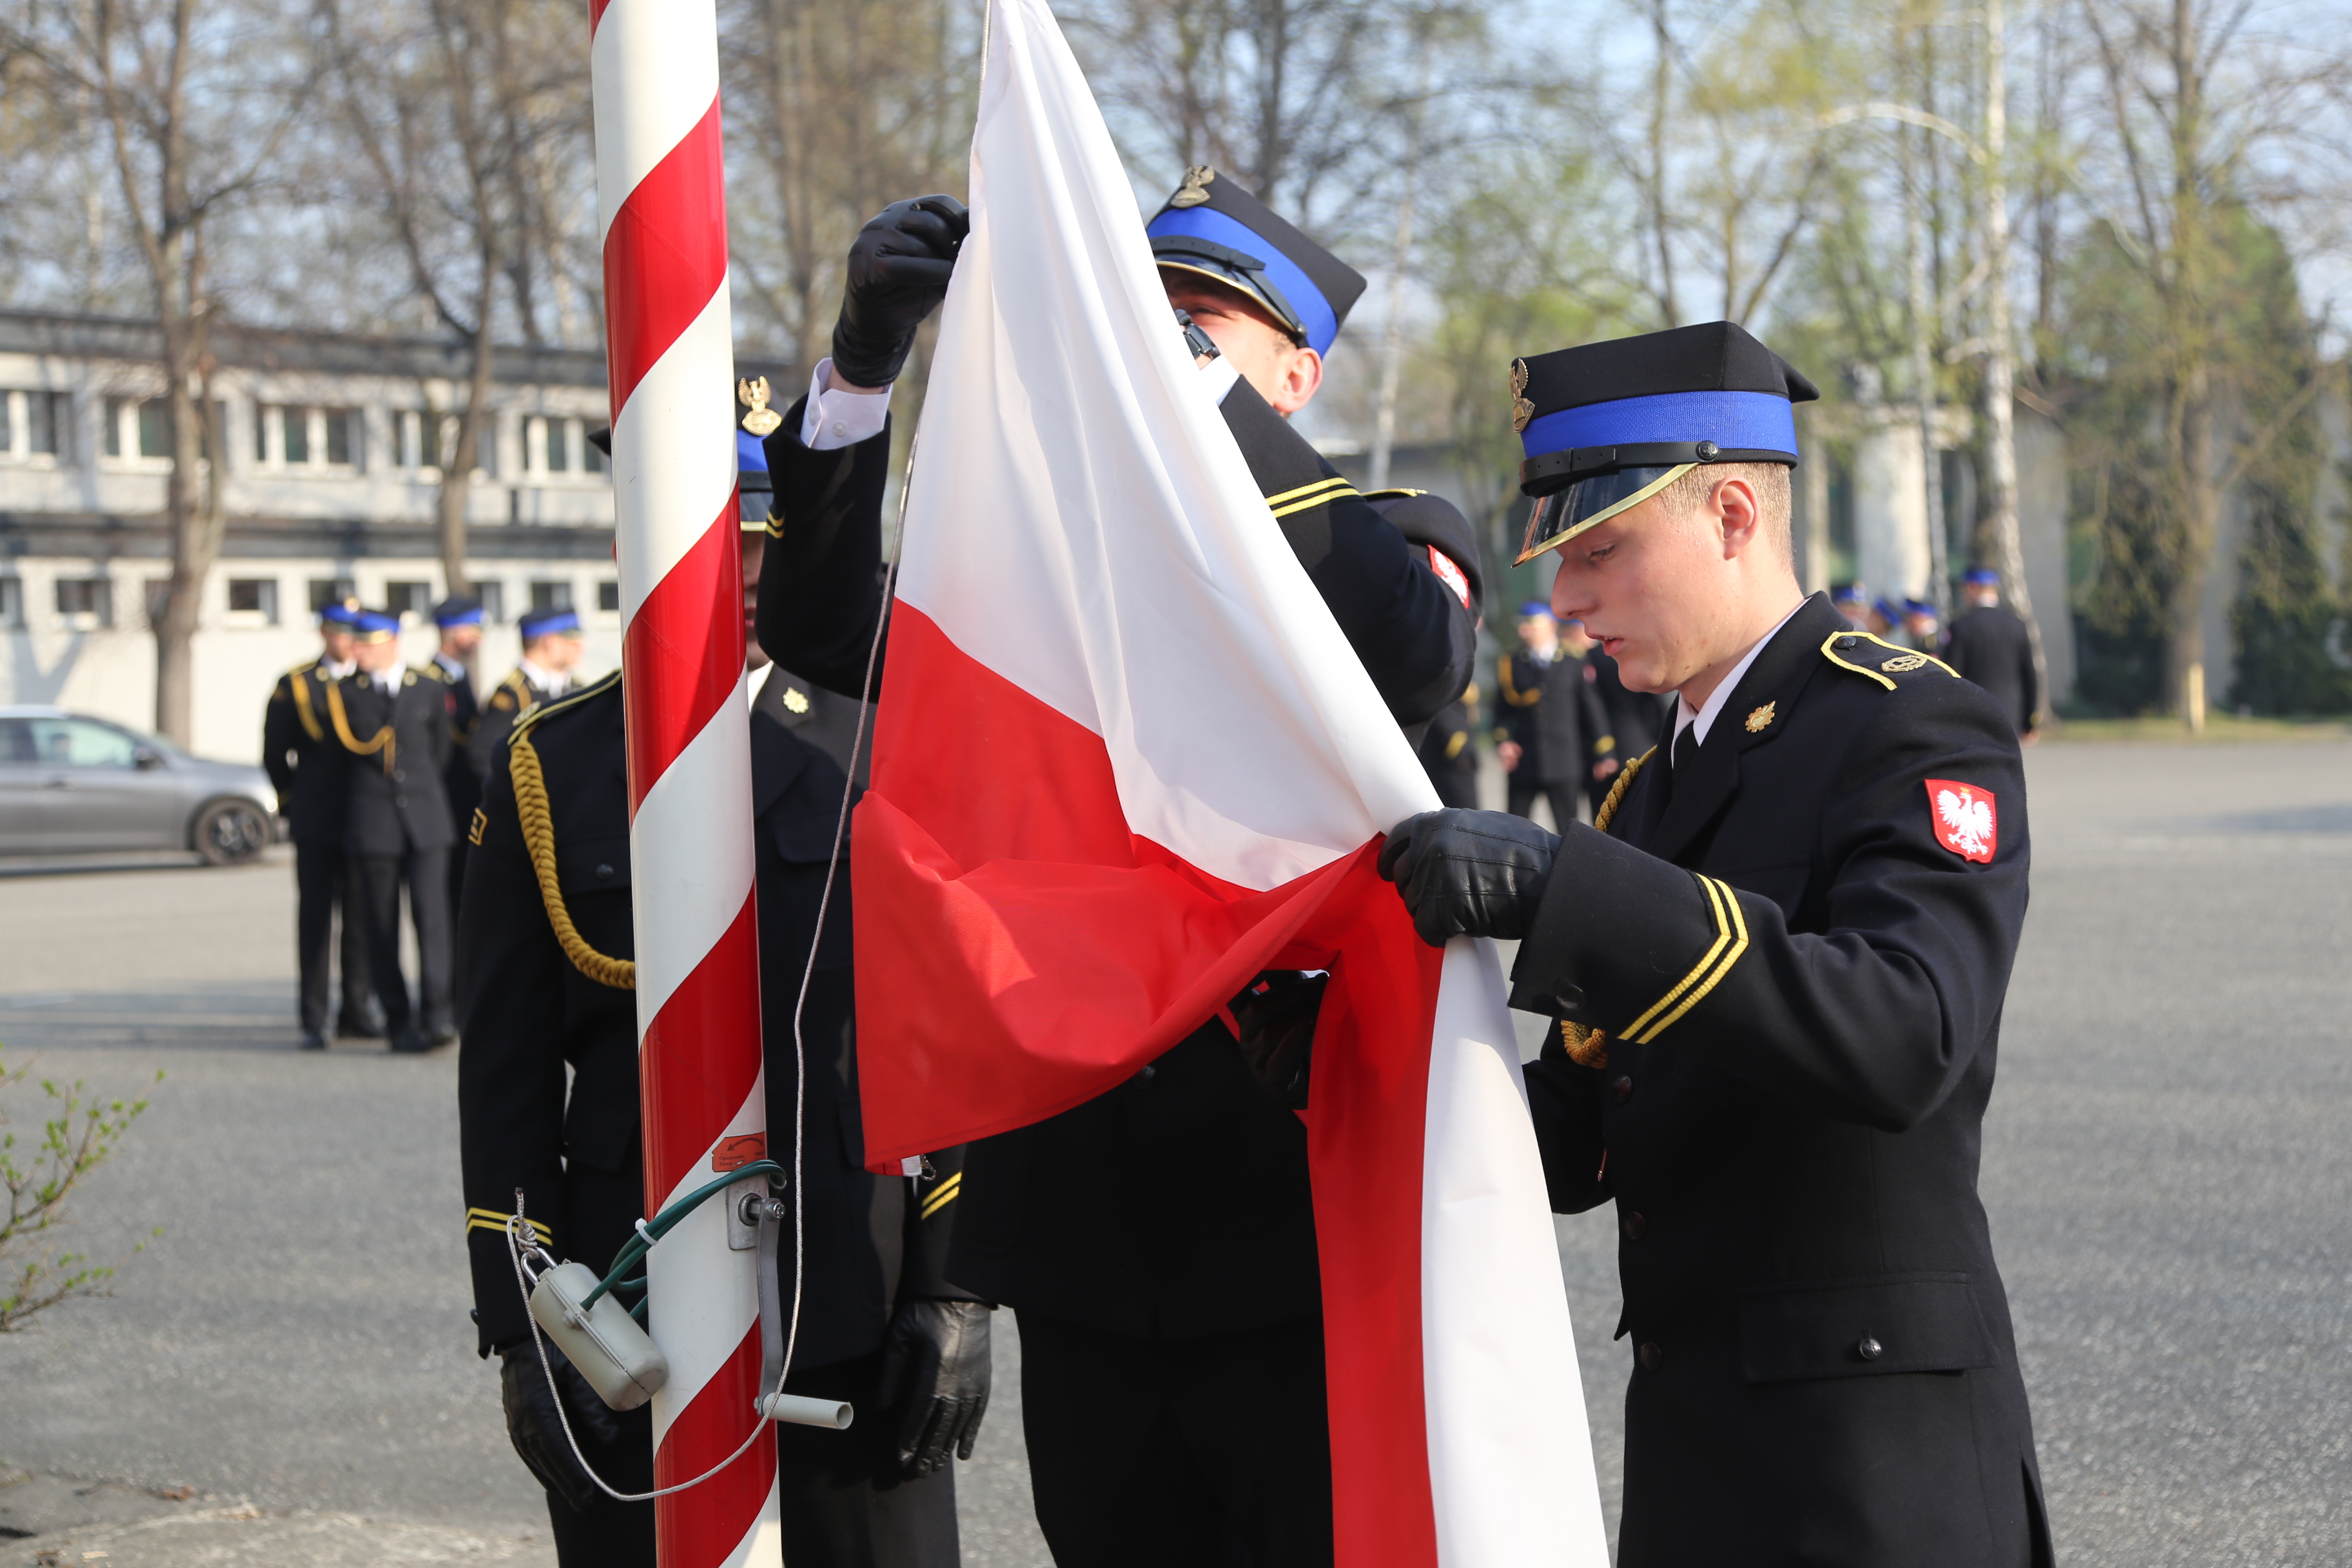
[194,798,271,866]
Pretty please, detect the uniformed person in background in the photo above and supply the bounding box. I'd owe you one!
[1901,596,1941,651]
[425,596,485,912]
[1943,567,2040,741]
[750,174,1480,1568]
[329,609,458,1053]
[1831,582,1872,633]
[467,605,585,781]
[1416,677,1481,808]
[261,600,378,1049]
[456,397,983,1568]
[1378,320,2052,1567]
[1495,601,1614,830]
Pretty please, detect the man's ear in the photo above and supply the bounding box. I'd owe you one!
[1713,475,1763,558]
[1267,345,1324,416]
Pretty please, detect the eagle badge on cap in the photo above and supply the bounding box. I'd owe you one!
[738,376,782,438]
[1170,166,1215,208]
[1745,701,1776,733]
[1510,358,1534,433]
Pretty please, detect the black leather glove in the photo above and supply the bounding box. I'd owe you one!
[1377,808,1560,946]
[1231,970,1327,1108]
[876,1297,992,1476]
[831,195,970,389]
[498,1340,624,1513]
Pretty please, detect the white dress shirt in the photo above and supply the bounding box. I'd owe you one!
[1671,598,1807,753]
[319,657,356,681]
[518,658,571,700]
[799,351,1242,454]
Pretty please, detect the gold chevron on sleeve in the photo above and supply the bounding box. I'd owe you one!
[1264,476,1360,518]
[918,1170,963,1220]
[1622,874,1750,1046]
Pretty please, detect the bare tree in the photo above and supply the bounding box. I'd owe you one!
[1,0,311,744]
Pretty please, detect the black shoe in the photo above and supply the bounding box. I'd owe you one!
[429,1027,460,1049]
[389,1027,434,1054]
[299,1030,329,1051]
[336,1012,386,1040]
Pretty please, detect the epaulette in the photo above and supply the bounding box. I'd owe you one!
[1359,487,1428,501]
[282,658,320,680]
[509,669,620,743]
[421,662,460,685]
[1820,631,1959,691]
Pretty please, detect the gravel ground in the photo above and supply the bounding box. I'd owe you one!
[1,736,2346,1565]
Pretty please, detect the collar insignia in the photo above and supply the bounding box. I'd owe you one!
[1744,701,1776,733]
[1171,166,1215,208]
[782,686,810,714]
[738,376,783,438]
[1510,358,1534,433]
[1880,652,1928,673]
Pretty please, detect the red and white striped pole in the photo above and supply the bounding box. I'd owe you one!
[589,0,778,1563]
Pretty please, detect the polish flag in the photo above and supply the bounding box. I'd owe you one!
[850,0,1606,1560]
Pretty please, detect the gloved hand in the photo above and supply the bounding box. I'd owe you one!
[1377,808,1560,946]
[1231,970,1328,1108]
[498,1340,623,1513]
[831,195,970,389]
[876,1298,992,1476]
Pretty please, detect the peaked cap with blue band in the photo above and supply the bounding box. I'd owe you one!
[1511,320,1819,563]
[518,605,582,640]
[590,370,784,531]
[431,594,484,629]
[319,598,364,631]
[1146,168,1366,356]
[351,607,400,641]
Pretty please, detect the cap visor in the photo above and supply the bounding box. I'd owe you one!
[1515,465,1691,565]
[1153,260,1301,342]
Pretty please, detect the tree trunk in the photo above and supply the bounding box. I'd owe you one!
[438,292,495,601]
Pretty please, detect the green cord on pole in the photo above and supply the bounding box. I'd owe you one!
[580,1160,785,1311]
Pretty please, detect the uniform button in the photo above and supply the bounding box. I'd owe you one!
[1553,983,1585,1012]
[1613,1075,1633,1104]
[595,863,614,879]
[1637,1341,1663,1371]
[392,769,405,781]
[1857,1337,1883,1361]
[395,795,407,807]
[1838,636,1857,649]
[1622,1210,1645,1240]
[831,420,848,438]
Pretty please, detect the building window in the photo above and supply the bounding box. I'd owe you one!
[324,408,357,467]
[585,432,608,474]
[385,580,432,619]
[0,577,21,627]
[55,576,113,627]
[546,417,571,475]
[26,391,66,456]
[281,406,309,464]
[528,580,573,612]
[308,577,357,614]
[597,580,620,612]
[477,580,505,623]
[139,400,170,458]
[226,578,280,622]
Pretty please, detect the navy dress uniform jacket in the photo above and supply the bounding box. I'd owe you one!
[1511,593,2053,1567]
[1495,651,1614,789]
[1943,603,2039,736]
[333,671,458,856]
[262,662,349,844]
[456,672,970,1364]
[752,378,1478,1337]
[467,667,558,783]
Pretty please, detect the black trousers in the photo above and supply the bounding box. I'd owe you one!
[1018,1310,1333,1568]
[540,1353,959,1568]
[293,841,375,1034]
[1506,778,1580,832]
[349,848,454,1034]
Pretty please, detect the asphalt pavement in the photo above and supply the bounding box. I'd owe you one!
[1,735,2347,1565]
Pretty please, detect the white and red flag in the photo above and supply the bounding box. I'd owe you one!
[850,0,1607,1560]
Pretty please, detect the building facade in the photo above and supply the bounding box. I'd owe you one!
[0,309,788,764]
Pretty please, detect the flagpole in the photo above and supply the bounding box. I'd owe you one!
[587,0,778,1561]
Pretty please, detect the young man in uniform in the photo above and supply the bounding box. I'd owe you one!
[329,609,458,1052]
[467,605,585,779]
[260,600,377,1048]
[1378,320,2053,1567]
[751,175,1481,1567]
[424,595,485,912]
[1494,600,1614,830]
[1943,567,2040,740]
[456,421,984,1567]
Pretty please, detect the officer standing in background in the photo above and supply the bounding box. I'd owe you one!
[1831,583,1873,633]
[1902,597,1941,651]
[458,424,984,1567]
[329,609,457,1053]
[261,600,378,1049]
[751,174,1479,1568]
[1495,602,1614,830]
[1379,320,2051,1567]
[1943,567,2040,740]
[467,606,585,780]
[1416,677,1481,808]
[425,596,485,910]
[1558,616,1635,816]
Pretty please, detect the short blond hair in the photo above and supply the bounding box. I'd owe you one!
[1659,462,1793,570]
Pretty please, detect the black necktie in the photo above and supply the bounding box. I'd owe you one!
[1662,721,1696,805]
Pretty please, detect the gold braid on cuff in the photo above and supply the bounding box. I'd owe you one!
[507,729,636,990]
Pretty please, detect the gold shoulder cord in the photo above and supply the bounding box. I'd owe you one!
[1559,745,1654,1070]
[289,668,326,742]
[324,680,395,774]
[506,726,635,990]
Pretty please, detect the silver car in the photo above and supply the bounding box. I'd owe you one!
[0,705,280,865]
